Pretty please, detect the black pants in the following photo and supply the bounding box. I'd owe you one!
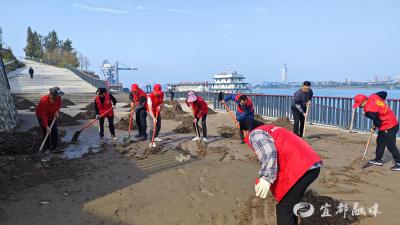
[276,168,320,225]
[29,73,33,79]
[136,109,147,138]
[291,106,305,137]
[170,92,175,101]
[194,114,207,138]
[37,117,58,150]
[376,124,400,163]
[99,116,115,138]
[148,114,162,140]
[239,118,253,140]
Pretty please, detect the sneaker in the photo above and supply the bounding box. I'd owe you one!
[149,142,157,148]
[111,136,118,141]
[99,137,105,143]
[192,136,200,141]
[138,136,147,141]
[368,158,383,166]
[390,163,400,171]
[134,133,142,138]
[154,137,162,142]
[202,138,207,142]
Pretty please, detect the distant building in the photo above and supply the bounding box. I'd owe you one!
[281,63,288,83]
[209,70,251,93]
[173,81,210,92]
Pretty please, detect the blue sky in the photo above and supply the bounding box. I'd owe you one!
[1,0,400,87]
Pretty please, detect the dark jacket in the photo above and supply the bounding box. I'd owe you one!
[291,88,313,113]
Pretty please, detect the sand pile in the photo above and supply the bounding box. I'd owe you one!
[239,190,359,225]
[177,141,229,159]
[116,141,164,160]
[58,112,81,127]
[173,116,201,134]
[218,126,241,139]
[61,99,75,108]
[207,107,217,115]
[115,115,137,131]
[122,104,131,108]
[0,127,42,155]
[80,102,95,111]
[163,101,187,120]
[272,117,293,131]
[254,114,269,123]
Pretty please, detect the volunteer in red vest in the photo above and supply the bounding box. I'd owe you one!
[186,91,208,142]
[243,120,322,225]
[94,87,117,142]
[221,93,254,143]
[147,84,164,147]
[35,87,64,152]
[129,84,148,141]
[353,91,400,171]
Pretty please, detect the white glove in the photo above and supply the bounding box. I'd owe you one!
[255,178,271,199]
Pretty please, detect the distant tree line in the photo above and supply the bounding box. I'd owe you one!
[24,27,83,68]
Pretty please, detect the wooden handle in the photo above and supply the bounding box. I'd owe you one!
[39,117,57,152]
[349,108,356,132]
[303,102,311,137]
[223,103,240,129]
[363,129,374,159]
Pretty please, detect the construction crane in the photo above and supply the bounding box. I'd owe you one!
[100,60,138,92]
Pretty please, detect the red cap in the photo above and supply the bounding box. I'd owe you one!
[131,84,139,92]
[353,94,367,108]
[153,84,162,95]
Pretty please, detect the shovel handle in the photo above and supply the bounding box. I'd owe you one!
[349,108,356,132]
[363,128,374,159]
[150,111,159,145]
[223,102,240,129]
[190,107,201,137]
[39,117,57,152]
[80,107,113,132]
[303,101,311,137]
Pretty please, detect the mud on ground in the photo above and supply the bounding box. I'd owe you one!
[61,98,75,108]
[12,96,36,110]
[163,100,187,120]
[115,115,137,131]
[58,112,81,127]
[173,116,202,134]
[75,102,96,120]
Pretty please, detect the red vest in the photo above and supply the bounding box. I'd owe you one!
[131,88,148,108]
[147,92,164,116]
[364,94,398,131]
[234,94,254,113]
[95,93,113,117]
[245,125,321,203]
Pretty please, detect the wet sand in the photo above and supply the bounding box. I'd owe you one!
[1,101,399,225]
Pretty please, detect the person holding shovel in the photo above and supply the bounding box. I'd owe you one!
[291,81,313,137]
[35,87,64,152]
[220,93,254,143]
[95,87,117,142]
[129,84,148,141]
[186,91,208,142]
[147,84,164,147]
[353,92,400,171]
[243,119,322,225]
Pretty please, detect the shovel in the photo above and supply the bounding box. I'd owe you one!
[128,108,135,137]
[302,101,311,138]
[150,110,160,147]
[349,108,356,133]
[218,92,240,129]
[190,108,201,137]
[70,107,113,142]
[39,117,57,152]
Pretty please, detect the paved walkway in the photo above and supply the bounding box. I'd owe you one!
[8,60,97,94]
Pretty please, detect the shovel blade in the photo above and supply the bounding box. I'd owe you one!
[70,130,81,142]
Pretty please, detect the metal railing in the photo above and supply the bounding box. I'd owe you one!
[64,64,106,89]
[166,91,400,135]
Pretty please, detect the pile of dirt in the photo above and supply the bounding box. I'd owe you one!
[58,112,81,127]
[254,114,269,123]
[218,126,241,139]
[75,102,96,120]
[272,117,293,131]
[238,190,359,225]
[80,102,95,111]
[163,101,187,120]
[115,115,137,131]
[173,116,201,134]
[61,98,75,108]
[207,107,217,115]
[122,104,131,108]
[300,190,359,225]
[0,127,42,155]
[14,98,36,110]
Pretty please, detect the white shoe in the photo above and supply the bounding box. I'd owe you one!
[111,136,118,141]
[149,142,157,148]
[192,136,200,141]
[202,138,207,142]
[154,137,162,142]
